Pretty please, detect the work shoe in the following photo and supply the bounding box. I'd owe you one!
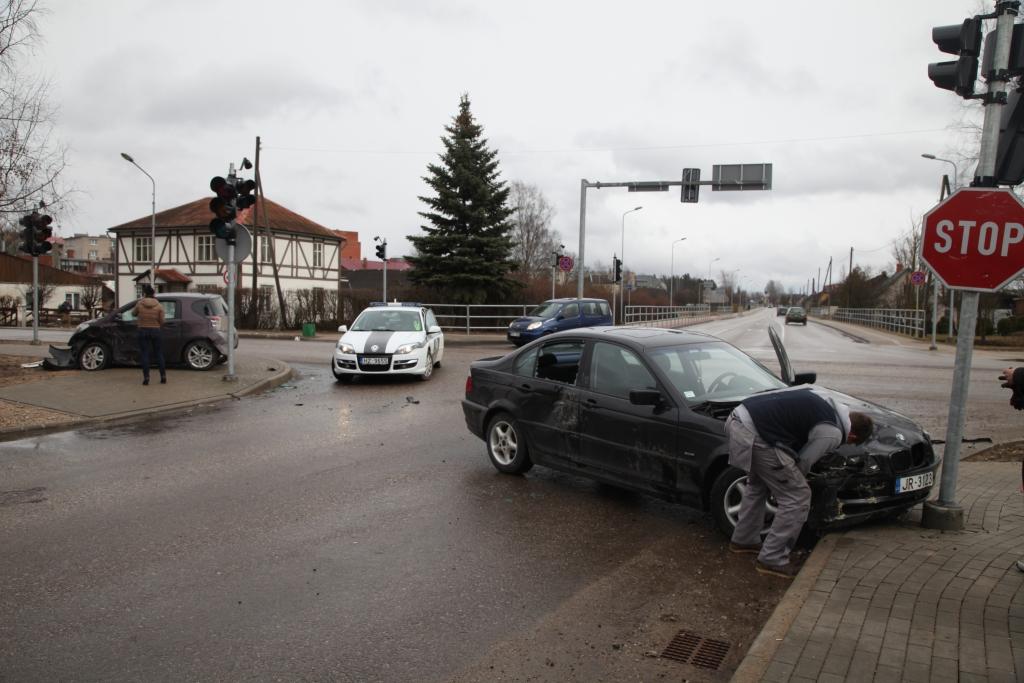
[142,378,149,386]
[160,376,167,384]
[755,559,800,579]
[729,542,762,555]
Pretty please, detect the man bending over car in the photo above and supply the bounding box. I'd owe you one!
[726,388,873,579]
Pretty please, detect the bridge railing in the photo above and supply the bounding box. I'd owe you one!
[622,305,716,326]
[811,306,925,338]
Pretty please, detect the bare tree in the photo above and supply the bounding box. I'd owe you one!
[0,1,69,224]
[764,279,784,304]
[508,181,561,276]
[79,280,103,310]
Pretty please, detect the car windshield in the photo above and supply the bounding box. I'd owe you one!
[351,309,422,332]
[527,302,561,318]
[649,341,787,404]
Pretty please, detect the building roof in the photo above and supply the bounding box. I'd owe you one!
[110,196,340,241]
[0,253,104,286]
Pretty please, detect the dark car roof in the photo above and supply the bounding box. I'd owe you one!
[155,293,222,300]
[542,297,608,304]
[537,326,717,350]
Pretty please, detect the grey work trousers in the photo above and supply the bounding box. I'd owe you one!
[727,415,811,566]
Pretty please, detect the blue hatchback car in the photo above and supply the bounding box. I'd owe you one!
[506,298,612,346]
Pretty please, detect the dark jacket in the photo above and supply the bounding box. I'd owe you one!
[741,388,845,452]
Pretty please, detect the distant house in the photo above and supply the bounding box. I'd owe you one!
[0,253,111,315]
[109,196,345,307]
[59,233,115,276]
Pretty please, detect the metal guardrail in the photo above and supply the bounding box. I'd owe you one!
[423,302,728,334]
[812,306,925,338]
[623,305,716,326]
[425,303,535,333]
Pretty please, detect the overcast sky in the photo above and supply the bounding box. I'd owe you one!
[37,0,980,293]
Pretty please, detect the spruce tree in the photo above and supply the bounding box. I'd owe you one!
[406,95,518,303]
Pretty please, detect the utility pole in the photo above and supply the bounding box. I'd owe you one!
[847,247,853,308]
[253,137,288,329]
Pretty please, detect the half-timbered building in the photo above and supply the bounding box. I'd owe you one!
[109,197,345,306]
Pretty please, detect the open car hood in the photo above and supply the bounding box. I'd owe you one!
[768,324,794,385]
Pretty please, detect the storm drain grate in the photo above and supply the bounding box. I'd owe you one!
[660,630,731,670]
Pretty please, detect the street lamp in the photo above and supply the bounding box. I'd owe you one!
[120,152,156,288]
[922,153,958,347]
[669,237,687,307]
[921,153,958,189]
[702,257,720,308]
[620,206,642,322]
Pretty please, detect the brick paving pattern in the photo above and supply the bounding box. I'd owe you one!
[754,462,1024,683]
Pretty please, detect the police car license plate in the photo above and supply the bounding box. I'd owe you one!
[509,331,520,337]
[895,471,933,494]
[360,357,388,365]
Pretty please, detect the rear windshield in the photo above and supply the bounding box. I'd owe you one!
[191,297,228,317]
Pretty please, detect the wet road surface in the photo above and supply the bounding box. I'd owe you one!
[1,311,1019,681]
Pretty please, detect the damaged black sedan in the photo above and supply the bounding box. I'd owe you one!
[461,326,939,536]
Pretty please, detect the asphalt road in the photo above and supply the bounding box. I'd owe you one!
[1,311,1020,681]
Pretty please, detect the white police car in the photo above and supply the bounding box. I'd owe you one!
[332,302,445,383]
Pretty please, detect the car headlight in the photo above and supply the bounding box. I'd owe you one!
[526,321,543,331]
[337,342,355,354]
[395,342,423,355]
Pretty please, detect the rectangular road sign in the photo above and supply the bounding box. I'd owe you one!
[712,163,773,191]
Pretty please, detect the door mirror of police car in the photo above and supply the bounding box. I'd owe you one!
[337,325,348,333]
[428,325,442,334]
[792,372,817,386]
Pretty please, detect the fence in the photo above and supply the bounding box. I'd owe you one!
[812,306,925,338]
[622,305,717,326]
[426,303,536,333]
[425,303,725,334]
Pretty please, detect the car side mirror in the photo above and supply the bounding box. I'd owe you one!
[792,372,817,386]
[629,389,663,406]
[428,325,441,334]
[337,325,348,333]
[112,313,122,321]
[555,314,564,321]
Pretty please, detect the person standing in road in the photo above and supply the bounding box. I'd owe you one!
[133,284,166,386]
[998,366,1024,572]
[726,388,874,578]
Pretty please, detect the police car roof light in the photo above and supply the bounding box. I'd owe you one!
[369,301,422,308]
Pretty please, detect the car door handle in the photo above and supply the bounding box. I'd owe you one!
[585,398,598,405]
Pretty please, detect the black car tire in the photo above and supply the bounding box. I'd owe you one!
[184,340,216,371]
[710,466,778,538]
[78,341,110,371]
[485,411,533,475]
[803,321,807,326]
[419,352,434,381]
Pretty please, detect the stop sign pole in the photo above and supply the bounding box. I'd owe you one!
[918,7,1018,531]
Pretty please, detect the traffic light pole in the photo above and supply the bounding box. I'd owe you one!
[31,256,39,345]
[224,243,237,382]
[923,1,1017,531]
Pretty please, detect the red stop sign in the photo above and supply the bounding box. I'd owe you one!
[920,188,1024,292]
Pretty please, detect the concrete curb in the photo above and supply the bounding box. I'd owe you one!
[0,361,294,442]
[808,318,873,345]
[729,533,839,683]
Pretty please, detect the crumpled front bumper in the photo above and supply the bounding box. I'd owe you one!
[42,345,76,370]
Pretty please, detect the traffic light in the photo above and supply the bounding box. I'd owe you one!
[553,252,560,268]
[18,214,33,254]
[236,178,257,211]
[375,239,387,260]
[33,213,53,255]
[613,257,622,283]
[18,212,52,256]
[681,167,700,203]
[929,18,983,97]
[208,175,238,244]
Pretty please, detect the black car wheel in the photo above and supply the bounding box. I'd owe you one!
[710,467,777,537]
[486,412,533,474]
[78,341,110,371]
[184,340,216,371]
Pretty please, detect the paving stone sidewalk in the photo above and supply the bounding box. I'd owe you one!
[734,461,1024,683]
